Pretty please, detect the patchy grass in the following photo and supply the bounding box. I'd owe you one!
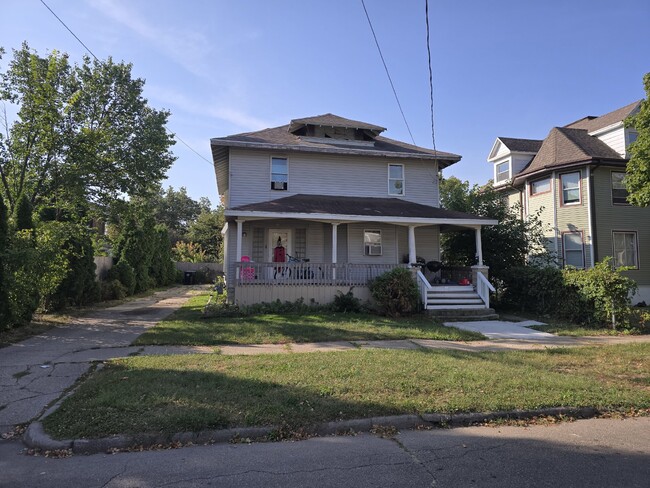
[0,320,53,348]
[134,294,483,345]
[43,343,650,439]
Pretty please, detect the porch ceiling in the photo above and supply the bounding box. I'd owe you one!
[225,194,498,226]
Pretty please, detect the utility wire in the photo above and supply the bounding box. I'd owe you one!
[425,0,437,155]
[39,0,214,167]
[360,0,416,145]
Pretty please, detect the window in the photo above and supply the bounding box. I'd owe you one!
[613,231,638,269]
[627,131,638,146]
[364,229,382,256]
[271,157,288,190]
[388,164,404,195]
[563,232,584,268]
[560,172,581,205]
[611,172,629,205]
[496,161,509,183]
[530,177,551,195]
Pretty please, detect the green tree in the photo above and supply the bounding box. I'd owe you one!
[186,206,224,261]
[0,43,175,217]
[13,193,33,230]
[0,193,10,329]
[152,186,211,243]
[624,72,650,206]
[440,176,552,279]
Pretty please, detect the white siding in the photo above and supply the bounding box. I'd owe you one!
[512,154,535,176]
[594,126,626,157]
[492,140,510,159]
[228,149,439,208]
[347,223,399,264]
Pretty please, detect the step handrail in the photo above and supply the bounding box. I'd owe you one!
[476,271,495,309]
[415,270,432,309]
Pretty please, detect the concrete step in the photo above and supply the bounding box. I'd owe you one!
[427,298,484,305]
[427,292,480,299]
[425,308,499,321]
[426,304,488,310]
[429,285,474,292]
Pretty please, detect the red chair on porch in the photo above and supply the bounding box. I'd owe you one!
[240,256,255,281]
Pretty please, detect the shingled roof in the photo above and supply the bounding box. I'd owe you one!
[211,115,461,167]
[228,194,496,223]
[497,137,543,153]
[514,127,624,182]
[564,100,641,132]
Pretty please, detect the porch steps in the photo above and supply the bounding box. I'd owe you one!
[424,285,499,321]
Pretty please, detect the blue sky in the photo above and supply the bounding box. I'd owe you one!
[3,0,649,206]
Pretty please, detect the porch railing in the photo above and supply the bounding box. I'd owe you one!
[234,262,408,287]
[476,271,495,309]
[415,270,432,309]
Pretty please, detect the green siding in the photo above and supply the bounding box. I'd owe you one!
[555,169,591,268]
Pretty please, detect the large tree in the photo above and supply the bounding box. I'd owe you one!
[624,72,650,207]
[152,186,211,242]
[0,43,175,217]
[440,176,552,279]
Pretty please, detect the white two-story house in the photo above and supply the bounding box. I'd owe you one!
[211,114,497,309]
[487,100,650,304]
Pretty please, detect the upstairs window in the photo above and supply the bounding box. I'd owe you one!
[496,161,509,183]
[364,229,382,256]
[388,164,404,195]
[627,131,638,146]
[271,157,288,190]
[560,172,581,205]
[611,172,629,205]
[530,177,551,196]
[563,232,584,268]
[613,231,638,269]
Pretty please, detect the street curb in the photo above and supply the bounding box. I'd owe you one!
[23,406,599,455]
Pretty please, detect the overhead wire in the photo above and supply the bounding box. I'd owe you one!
[38,0,214,168]
[425,0,437,154]
[360,0,416,145]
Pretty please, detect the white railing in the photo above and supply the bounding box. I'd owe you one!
[476,271,495,309]
[234,262,408,287]
[415,269,432,309]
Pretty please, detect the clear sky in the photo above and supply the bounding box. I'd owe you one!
[3,0,649,205]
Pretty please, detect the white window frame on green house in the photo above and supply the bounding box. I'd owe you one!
[562,231,584,268]
[388,163,405,196]
[270,156,288,191]
[560,171,581,206]
[495,160,510,183]
[612,231,639,269]
[530,177,551,196]
[364,229,382,256]
[611,171,629,205]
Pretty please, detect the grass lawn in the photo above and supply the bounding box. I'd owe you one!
[43,343,650,439]
[133,293,484,345]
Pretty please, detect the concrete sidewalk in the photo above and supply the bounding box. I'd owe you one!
[0,286,200,434]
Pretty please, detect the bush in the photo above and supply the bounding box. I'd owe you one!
[107,261,136,296]
[369,268,419,317]
[332,289,362,313]
[0,194,12,329]
[100,279,127,301]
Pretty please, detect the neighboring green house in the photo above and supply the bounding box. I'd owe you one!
[487,100,649,304]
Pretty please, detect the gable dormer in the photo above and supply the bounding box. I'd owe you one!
[487,137,542,187]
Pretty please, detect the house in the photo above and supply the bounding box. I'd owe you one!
[487,100,650,304]
[210,114,497,310]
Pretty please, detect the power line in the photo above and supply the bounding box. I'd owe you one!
[38,0,214,168]
[360,0,416,145]
[425,0,437,154]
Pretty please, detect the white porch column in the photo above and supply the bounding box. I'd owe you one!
[235,219,244,279]
[408,225,417,266]
[475,226,483,266]
[331,223,339,280]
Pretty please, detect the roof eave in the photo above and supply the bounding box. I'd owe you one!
[512,157,627,185]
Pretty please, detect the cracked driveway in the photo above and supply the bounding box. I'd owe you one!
[1,417,648,487]
[0,286,198,433]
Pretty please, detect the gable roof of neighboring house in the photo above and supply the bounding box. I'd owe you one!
[563,100,641,132]
[227,194,497,225]
[497,137,543,153]
[514,127,624,183]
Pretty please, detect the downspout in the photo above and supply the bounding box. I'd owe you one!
[589,162,600,267]
[551,171,559,259]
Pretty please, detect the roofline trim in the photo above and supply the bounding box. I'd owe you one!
[513,158,627,184]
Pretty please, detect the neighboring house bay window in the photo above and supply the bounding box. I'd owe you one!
[388,164,404,195]
[364,229,382,256]
[563,232,584,268]
[611,171,629,205]
[613,231,638,269]
[560,172,581,205]
[530,177,551,196]
[271,157,288,190]
[496,161,509,183]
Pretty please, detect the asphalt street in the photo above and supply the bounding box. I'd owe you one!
[1,417,648,487]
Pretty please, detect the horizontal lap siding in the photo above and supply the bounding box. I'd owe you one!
[229,149,439,207]
[555,169,591,267]
[348,223,399,264]
[593,167,650,285]
[526,183,556,255]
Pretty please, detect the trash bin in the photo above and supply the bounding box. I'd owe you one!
[183,271,195,285]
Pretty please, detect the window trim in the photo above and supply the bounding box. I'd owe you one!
[363,229,383,256]
[388,163,405,196]
[495,159,510,184]
[612,230,639,270]
[530,176,551,196]
[610,170,630,206]
[560,171,582,206]
[562,230,585,269]
[270,156,289,191]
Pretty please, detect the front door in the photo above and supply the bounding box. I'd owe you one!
[268,229,292,262]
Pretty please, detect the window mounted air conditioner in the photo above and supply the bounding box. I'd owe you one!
[272,181,287,190]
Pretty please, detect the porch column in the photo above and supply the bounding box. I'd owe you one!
[331,223,339,280]
[235,219,244,280]
[475,226,483,266]
[408,225,417,266]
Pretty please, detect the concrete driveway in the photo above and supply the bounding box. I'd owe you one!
[0,286,198,434]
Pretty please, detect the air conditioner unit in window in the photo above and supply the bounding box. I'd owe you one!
[272,181,287,190]
[365,245,382,256]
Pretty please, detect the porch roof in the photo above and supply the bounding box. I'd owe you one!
[226,194,498,226]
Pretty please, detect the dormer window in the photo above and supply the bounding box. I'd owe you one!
[495,160,509,183]
[271,157,288,190]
